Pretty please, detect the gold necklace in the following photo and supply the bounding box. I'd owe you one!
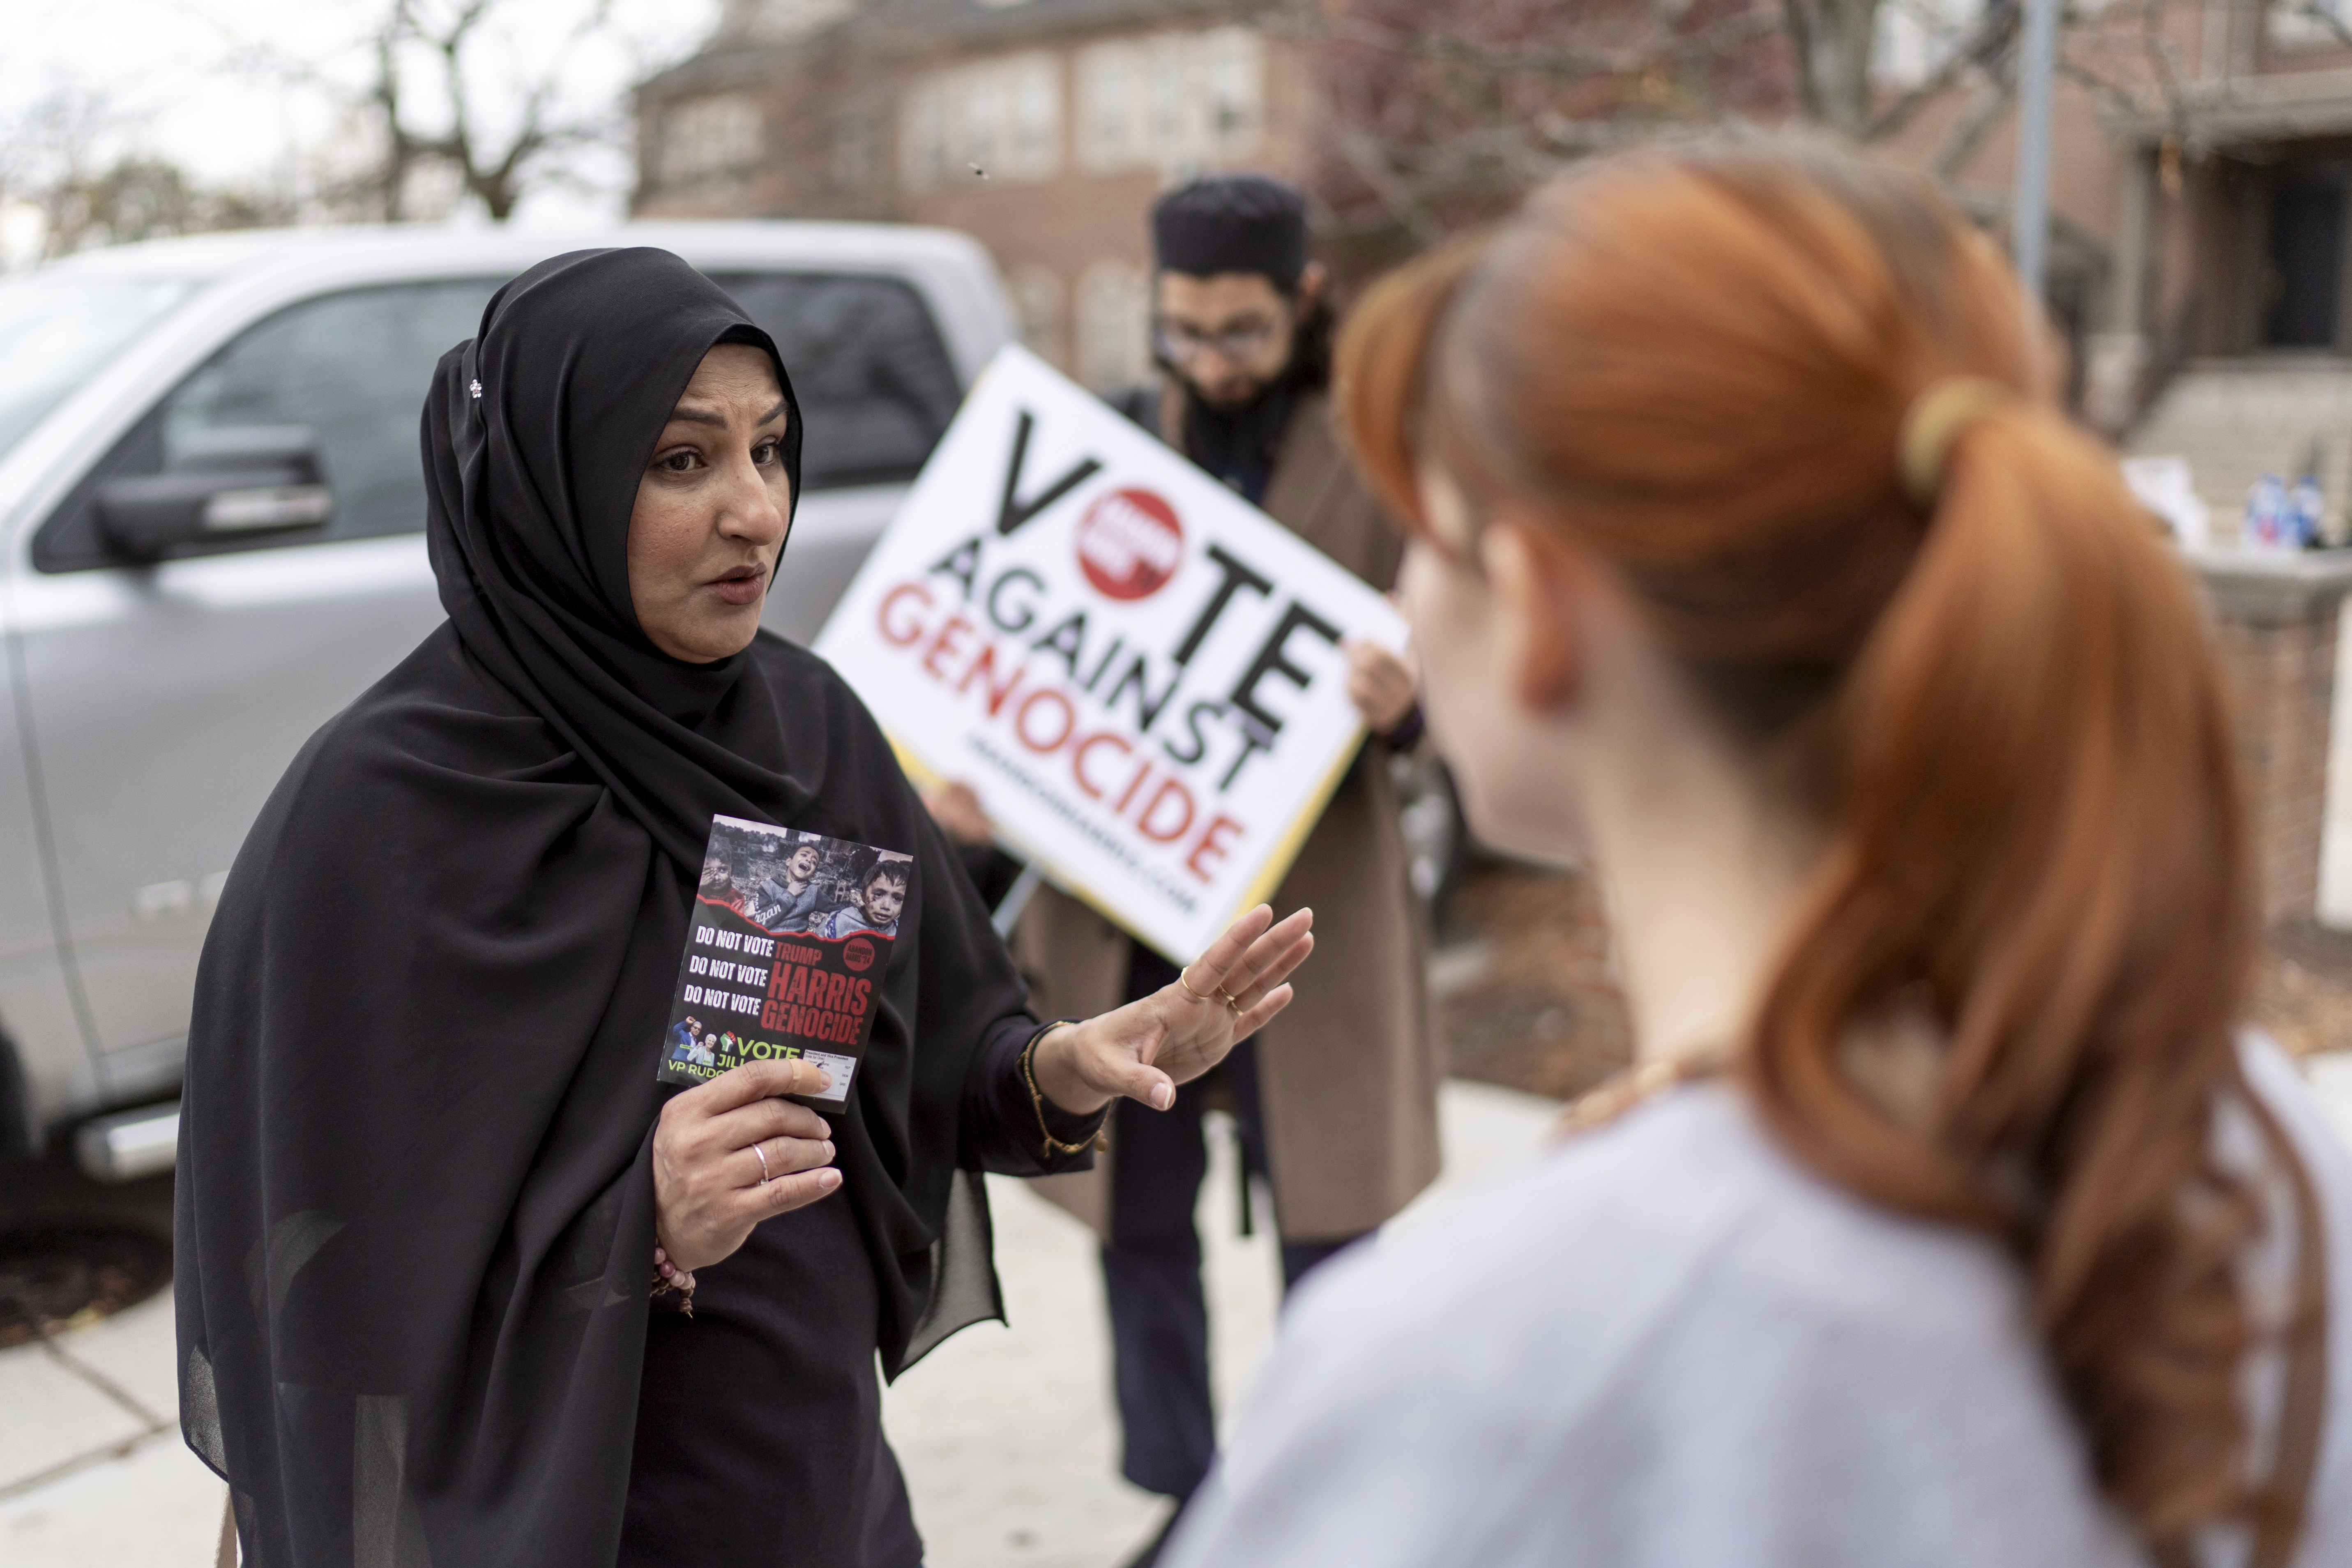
[1556,1046,1732,1136]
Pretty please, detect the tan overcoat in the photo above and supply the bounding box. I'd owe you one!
[1010,386,1443,1243]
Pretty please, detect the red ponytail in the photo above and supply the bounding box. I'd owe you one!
[1338,139,2289,1550]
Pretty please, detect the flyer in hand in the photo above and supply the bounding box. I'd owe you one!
[654,814,912,1109]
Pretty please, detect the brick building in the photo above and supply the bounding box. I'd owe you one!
[633,0,2352,932]
[637,1,2352,496]
[1867,2,2352,528]
[2089,6,2352,543]
[633,0,1313,388]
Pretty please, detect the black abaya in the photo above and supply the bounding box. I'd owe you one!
[626,1176,915,1565]
[175,248,1103,1567]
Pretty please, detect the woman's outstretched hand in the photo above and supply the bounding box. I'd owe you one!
[653,1057,842,1273]
[1031,905,1315,1117]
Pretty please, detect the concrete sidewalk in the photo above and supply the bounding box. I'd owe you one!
[0,1282,217,1563]
[8,1063,2350,1568]
[0,1079,1566,1568]
[883,1078,1569,1568]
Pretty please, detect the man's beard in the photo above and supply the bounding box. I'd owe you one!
[1186,370,1281,412]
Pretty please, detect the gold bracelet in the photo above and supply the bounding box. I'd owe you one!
[1021,1020,1111,1159]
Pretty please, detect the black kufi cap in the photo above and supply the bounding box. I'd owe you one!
[1152,173,1308,286]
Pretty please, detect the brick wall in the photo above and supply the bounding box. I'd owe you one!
[2211,606,2339,923]
[2191,551,2352,926]
[1437,862,1632,1100]
[1449,551,2352,1103]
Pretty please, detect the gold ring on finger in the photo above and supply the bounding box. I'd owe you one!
[1176,967,1217,1005]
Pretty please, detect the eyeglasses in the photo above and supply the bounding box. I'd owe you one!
[1152,314,1283,364]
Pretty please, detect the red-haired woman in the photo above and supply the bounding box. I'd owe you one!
[1160,140,2352,1568]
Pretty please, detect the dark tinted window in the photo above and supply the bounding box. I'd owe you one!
[36,279,499,571]
[710,272,961,491]
[2264,163,2350,349]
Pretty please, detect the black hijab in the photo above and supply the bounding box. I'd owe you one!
[177,249,1032,1566]
[428,247,805,863]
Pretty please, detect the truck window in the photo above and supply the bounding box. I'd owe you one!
[708,272,961,491]
[35,267,964,573]
[0,276,192,463]
[34,279,502,572]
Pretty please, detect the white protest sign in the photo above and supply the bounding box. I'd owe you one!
[813,344,1409,963]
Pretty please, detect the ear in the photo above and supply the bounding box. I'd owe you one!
[1480,519,1583,713]
[1296,261,1329,311]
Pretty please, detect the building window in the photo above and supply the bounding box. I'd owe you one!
[903,84,948,189]
[2261,161,2351,348]
[1203,28,1263,157]
[900,53,1063,189]
[964,72,1004,176]
[1076,258,1151,390]
[1080,45,1136,170]
[1008,263,1068,368]
[1148,38,1186,163]
[832,115,875,191]
[1075,28,1265,175]
[656,94,765,189]
[1013,56,1060,171]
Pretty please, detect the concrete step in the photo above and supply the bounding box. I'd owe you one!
[2128,358,2352,540]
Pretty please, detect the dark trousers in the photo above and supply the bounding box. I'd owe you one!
[1102,946,1361,1501]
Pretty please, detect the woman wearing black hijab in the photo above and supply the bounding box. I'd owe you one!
[174,248,1313,1568]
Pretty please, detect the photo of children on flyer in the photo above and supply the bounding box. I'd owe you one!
[660,815,915,1103]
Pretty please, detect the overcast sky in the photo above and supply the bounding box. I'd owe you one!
[0,0,718,228]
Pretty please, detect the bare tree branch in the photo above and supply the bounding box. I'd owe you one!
[2136,0,2196,145]
[232,0,624,224]
[1932,64,2017,179]
[1282,6,1780,81]
[1865,0,2020,141]
[2055,55,2153,123]
[0,89,312,260]
[1293,0,1804,264]
[2282,0,2352,52]
[1294,0,2162,272]
[1782,0,1882,136]
[1781,0,1824,120]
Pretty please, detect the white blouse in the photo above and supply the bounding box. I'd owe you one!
[1163,1038,2352,1568]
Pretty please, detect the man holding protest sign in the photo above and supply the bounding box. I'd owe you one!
[1005,174,1442,1550]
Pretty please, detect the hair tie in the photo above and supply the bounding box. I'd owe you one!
[1898,377,2013,510]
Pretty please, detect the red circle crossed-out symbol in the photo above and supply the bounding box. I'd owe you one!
[1076,487,1184,601]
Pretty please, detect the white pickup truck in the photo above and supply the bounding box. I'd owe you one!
[0,222,1017,1179]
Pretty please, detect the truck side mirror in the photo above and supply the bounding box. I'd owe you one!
[94,426,332,560]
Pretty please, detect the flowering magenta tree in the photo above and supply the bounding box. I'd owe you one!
[1297,0,1794,267]
[1294,0,2115,272]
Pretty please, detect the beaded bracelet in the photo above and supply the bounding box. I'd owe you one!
[650,1244,696,1318]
